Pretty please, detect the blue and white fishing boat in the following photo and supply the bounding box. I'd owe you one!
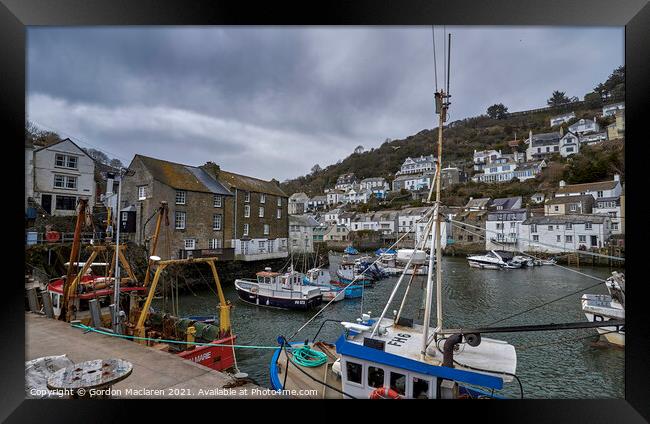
[269,68,520,399]
[303,268,345,302]
[335,261,374,286]
[235,268,323,310]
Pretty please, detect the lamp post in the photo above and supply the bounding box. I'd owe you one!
[112,167,135,334]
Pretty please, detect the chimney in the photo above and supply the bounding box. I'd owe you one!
[614,174,620,182]
[529,130,533,141]
[560,126,564,136]
[200,161,221,179]
[559,180,566,187]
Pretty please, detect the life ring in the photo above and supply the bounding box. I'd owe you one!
[369,387,401,399]
[45,231,60,242]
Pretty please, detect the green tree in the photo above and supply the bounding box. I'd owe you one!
[547,91,571,107]
[486,103,508,119]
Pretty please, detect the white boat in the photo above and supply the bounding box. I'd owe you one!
[379,251,430,275]
[234,268,323,310]
[581,272,625,347]
[511,255,534,268]
[467,250,519,269]
[303,268,344,302]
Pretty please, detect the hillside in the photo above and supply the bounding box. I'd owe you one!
[280,67,624,199]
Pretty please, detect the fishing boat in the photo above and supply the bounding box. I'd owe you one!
[378,252,429,276]
[235,268,323,310]
[335,261,374,286]
[354,256,388,280]
[303,268,346,302]
[47,262,145,323]
[344,245,359,255]
[533,258,557,266]
[581,272,625,347]
[270,52,520,398]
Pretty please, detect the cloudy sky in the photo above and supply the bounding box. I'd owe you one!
[27,26,623,181]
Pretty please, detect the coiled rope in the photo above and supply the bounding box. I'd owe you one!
[287,345,327,367]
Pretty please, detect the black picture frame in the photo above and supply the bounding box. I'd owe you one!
[4,0,649,421]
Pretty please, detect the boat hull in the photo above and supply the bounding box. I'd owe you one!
[177,335,237,371]
[582,312,625,347]
[235,287,322,310]
[468,260,501,270]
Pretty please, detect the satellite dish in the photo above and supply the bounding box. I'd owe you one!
[150,255,161,262]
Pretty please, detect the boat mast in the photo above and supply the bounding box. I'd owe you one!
[421,31,451,357]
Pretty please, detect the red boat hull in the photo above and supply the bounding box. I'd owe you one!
[177,335,237,371]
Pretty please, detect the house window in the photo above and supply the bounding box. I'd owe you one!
[554,206,559,212]
[579,235,586,243]
[496,223,503,230]
[213,214,222,230]
[277,197,282,207]
[53,175,65,188]
[566,235,573,243]
[244,191,251,202]
[569,204,577,212]
[390,372,406,395]
[533,235,539,242]
[55,195,76,210]
[566,223,573,230]
[260,193,266,204]
[554,146,559,152]
[55,154,78,169]
[531,224,537,233]
[244,205,250,218]
[264,224,270,235]
[277,209,282,219]
[548,225,553,231]
[258,241,266,252]
[184,239,195,250]
[175,211,186,230]
[243,224,249,236]
[55,154,65,167]
[65,176,77,189]
[175,190,186,205]
[208,238,222,249]
[259,207,265,218]
[368,366,385,389]
[138,186,147,200]
[556,235,561,242]
[346,362,362,385]
[214,195,222,208]
[597,191,603,198]
[612,222,619,230]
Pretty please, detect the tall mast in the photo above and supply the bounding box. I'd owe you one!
[421,32,451,357]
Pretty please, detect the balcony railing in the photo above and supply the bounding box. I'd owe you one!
[179,248,235,261]
[490,236,518,244]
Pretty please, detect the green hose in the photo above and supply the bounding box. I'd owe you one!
[288,345,327,367]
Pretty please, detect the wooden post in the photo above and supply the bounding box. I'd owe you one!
[27,288,40,313]
[60,199,87,321]
[41,289,54,318]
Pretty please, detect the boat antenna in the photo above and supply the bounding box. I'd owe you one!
[421,32,451,358]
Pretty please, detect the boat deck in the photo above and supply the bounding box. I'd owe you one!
[274,342,343,399]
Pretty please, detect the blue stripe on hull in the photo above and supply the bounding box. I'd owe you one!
[236,288,322,310]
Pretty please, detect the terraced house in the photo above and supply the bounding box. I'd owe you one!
[122,155,289,261]
[122,155,234,260]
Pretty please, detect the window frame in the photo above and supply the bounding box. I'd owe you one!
[345,361,363,387]
[213,214,222,231]
[175,190,186,205]
[260,193,266,204]
[138,185,147,200]
[259,206,265,218]
[214,195,222,208]
[175,211,186,230]
[264,224,270,235]
[244,204,250,218]
[184,239,196,250]
[243,223,249,236]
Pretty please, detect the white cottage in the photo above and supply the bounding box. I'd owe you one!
[520,215,611,253]
[33,138,96,216]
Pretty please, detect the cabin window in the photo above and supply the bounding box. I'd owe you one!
[390,372,406,395]
[412,377,430,399]
[367,366,385,388]
[346,361,362,385]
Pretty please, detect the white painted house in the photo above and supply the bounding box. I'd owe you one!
[554,175,622,199]
[520,215,611,253]
[568,118,600,135]
[326,189,345,206]
[473,149,502,172]
[472,161,518,183]
[325,208,341,223]
[289,215,319,253]
[288,192,309,215]
[396,155,436,175]
[602,102,625,117]
[485,208,528,252]
[525,131,561,161]
[33,138,96,216]
[549,112,576,127]
[593,196,623,235]
[559,131,580,157]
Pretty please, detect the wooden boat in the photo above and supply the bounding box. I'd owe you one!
[235,269,323,310]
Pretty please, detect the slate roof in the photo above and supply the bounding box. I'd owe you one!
[523,215,607,225]
[133,155,232,195]
[289,215,319,227]
[218,170,287,197]
[556,180,619,195]
[546,194,593,205]
[465,197,491,209]
[490,197,521,210]
[529,132,561,146]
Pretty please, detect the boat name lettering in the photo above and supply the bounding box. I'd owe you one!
[190,351,211,363]
[387,333,411,347]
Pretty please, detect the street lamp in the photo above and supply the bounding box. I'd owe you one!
[112,167,135,334]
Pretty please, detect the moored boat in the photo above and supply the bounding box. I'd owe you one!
[235,268,323,310]
[581,272,625,347]
[335,261,374,286]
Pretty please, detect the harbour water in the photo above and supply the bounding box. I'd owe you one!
[154,255,623,399]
